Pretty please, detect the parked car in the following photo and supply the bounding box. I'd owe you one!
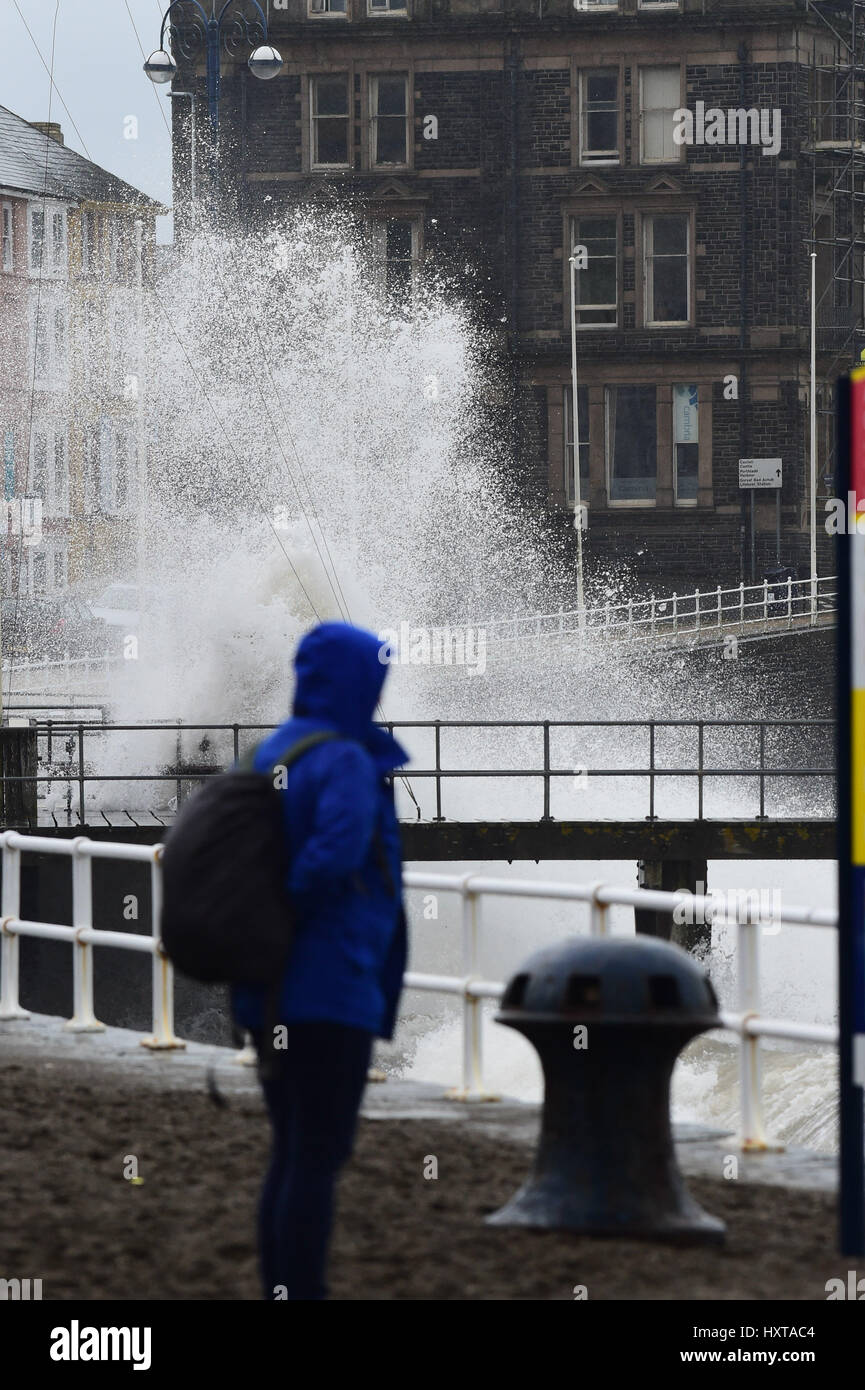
[89,583,141,631]
[1,595,111,661]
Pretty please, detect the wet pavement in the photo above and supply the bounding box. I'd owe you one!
[0,1011,836,1194]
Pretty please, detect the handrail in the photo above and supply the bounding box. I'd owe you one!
[400,870,837,1151]
[0,832,837,1152]
[466,573,838,646]
[0,576,838,676]
[2,717,837,826]
[0,830,179,1049]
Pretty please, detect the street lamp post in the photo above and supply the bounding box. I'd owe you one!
[145,0,282,198]
[810,249,818,623]
[569,247,586,628]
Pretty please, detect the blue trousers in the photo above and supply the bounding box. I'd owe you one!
[253,1021,374,1301]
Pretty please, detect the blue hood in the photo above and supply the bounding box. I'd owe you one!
[292,623,403,763]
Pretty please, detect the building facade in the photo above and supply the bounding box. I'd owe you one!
[167,0,865,590]
[0,107,163,610]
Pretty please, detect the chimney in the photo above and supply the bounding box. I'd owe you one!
[29,121,64,145]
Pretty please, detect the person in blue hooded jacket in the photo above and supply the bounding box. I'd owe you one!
[233,621,408,1301]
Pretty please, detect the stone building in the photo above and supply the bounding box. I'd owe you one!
[166,0,864,590]
[0,105,163,606]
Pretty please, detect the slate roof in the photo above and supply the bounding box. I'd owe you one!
[0,104,165,210]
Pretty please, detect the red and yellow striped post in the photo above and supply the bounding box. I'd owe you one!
[839,368,865,1254]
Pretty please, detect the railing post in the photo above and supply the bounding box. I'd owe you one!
[672,592,678,635]
[648,722,656,820]
[141,847,184,1050]
[716,584,722,630]
[739,582,745,630]
[175,720,183,809]
[788,574,794,628]
[736,912,781,1152]
[697,722,704,820]
[758,722,766,819]
[67,838,103,1033]
[234,1030,259,1067]
[446,883,497,1103]
[0,832,29,1020]
[588,883,609,937]
[762,579,769,622]
[650,596,656,637]
[433,720,444,821]
[77,723,86,825]
[694,588,701,636]
[810,570,817,625]
[232,724,240,764]
[737,917,763,1148]
[628,598,634,639]
[541,721,551,821]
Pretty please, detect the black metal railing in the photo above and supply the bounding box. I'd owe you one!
[0,718,837,828]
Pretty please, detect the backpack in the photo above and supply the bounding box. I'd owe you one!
[159,731,340,985]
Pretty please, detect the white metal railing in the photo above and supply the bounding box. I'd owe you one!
[402,871,837,1151]
[471,573,837,649]
[0,831,180,1049]
[1,654,123,684]
[0,833,838,1152]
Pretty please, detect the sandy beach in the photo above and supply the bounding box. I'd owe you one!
[0,1049,843,1302]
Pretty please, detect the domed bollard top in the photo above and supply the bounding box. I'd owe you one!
[487,934,726,1244]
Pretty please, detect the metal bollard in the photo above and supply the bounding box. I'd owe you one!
[487,934,726,1244]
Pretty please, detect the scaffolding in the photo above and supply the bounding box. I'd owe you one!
[806,0,865,491]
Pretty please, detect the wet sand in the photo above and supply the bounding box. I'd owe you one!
[0,1055,842,1301]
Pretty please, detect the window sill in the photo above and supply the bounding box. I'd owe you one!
[606,499,657,508]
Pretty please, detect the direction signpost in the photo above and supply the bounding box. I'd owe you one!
[738,457,783,489]
[739,458,783,580]
[837,370,865,1255]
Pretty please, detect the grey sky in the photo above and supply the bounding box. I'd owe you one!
[0,0,174,239]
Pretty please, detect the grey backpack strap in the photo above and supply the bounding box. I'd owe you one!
[241,732,397,894]
[237,730,340,777]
